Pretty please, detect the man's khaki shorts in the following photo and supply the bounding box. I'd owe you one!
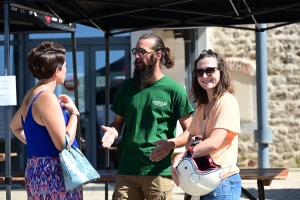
[112,175,174,200]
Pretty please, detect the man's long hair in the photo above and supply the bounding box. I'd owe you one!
[139,33,175,69]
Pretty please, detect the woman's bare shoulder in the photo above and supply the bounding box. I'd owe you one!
[33,90,58,106]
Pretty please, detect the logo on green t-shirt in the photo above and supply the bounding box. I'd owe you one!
[152,101,167,106]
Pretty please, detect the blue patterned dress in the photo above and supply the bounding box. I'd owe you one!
[22,91,82,199]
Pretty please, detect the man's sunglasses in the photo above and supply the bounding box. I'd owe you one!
[132,48,156,56]
[195,67,218,77]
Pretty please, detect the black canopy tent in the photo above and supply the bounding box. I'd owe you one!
[4,0,300,33]
[0,3,76,33]
[1,2,79,199]
[2,0,300,199]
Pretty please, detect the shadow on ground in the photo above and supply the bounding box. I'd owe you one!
[241,188,300,200]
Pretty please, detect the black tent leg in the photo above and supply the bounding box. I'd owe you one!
[4,2,12,200]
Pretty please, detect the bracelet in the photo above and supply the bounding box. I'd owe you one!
[71,111,81,120]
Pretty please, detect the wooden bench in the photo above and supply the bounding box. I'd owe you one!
[0,170,117,184]
[0,170,117,200]
[0,171,25,186]
[240,168,289,200]
[0,153,18,162]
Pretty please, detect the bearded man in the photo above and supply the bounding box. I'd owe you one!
[101,33,194,200]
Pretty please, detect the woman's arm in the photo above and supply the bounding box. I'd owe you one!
[10,108,27,144]
[192,128,228,158]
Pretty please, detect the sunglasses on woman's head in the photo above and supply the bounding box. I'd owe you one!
[195,67,218,77]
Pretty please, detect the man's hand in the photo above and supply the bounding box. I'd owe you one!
[149,139,175,162]
[101,125,117,148]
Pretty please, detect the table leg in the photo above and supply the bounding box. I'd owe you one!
[257,180,265,200]
[242,187,257,200]
[105,181,108,200]
[184,193,192,200]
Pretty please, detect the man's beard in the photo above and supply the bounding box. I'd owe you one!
[133,54,157,90]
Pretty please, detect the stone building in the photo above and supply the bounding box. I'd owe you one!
[209,24,300,168]
[148,23,300,168]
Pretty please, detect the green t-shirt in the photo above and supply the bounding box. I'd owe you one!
[111,75,194,176]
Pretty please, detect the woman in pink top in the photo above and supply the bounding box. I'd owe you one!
[171,49,241,200]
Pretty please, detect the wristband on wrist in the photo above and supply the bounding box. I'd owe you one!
[71,111,81,120]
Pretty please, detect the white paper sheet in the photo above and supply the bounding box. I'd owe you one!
[0,76,17,106]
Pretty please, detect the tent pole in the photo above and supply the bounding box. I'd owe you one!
[4,2,12,200]
[71,31,82,150]
[254,24,273,168]
[104,33,110,169]
[104,32,111,200]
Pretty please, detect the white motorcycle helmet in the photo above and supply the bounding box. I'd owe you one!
[176,137,222,196]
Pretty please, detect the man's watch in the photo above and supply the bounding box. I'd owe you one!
[72,111,81,120]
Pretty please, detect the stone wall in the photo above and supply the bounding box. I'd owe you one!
[209,24,300,168]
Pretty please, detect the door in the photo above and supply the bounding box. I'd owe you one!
[90,41,130,169]
[25,36,130,168]
[62,47,87,151]
[93,49,127,169]
[64,39,130,168]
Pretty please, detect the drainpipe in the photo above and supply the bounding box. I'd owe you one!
[183,29,192,94]
[255,24,273,168]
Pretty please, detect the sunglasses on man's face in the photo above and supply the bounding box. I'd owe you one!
[131,48,156,56]
[195,67,218,77]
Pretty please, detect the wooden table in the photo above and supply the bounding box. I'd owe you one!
[96,170,118,200]
[0,152,17,162]
[96,169,117,182]
[240,168,289,200]
[0,168,288,200]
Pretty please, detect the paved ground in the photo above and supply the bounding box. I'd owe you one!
[1,168,299,200]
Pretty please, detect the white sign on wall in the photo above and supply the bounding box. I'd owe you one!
[0,76,17,106]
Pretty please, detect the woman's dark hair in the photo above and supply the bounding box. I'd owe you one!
[189,49,234,105]
[139,33,175,69]
[27,42,66,80]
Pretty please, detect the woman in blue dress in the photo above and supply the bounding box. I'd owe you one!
[10,42,82,199]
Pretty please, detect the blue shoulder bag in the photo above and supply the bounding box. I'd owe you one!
[59,134,100,191]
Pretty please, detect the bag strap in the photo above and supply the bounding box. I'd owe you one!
[63,134,71,149]
[187,137,200,158]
